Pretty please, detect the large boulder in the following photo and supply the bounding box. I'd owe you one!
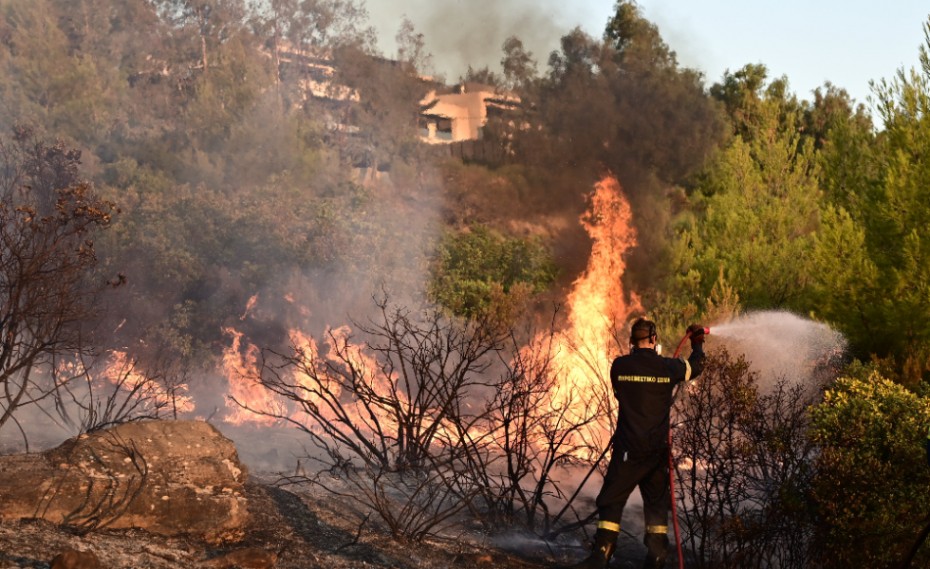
[0,420,248,542]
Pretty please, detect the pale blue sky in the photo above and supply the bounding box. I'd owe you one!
[366,0,930,112]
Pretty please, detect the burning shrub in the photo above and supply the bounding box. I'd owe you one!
[245,298,508,540]
[233,297,609,542]
[220,175,641,543]
[57,350,195,434]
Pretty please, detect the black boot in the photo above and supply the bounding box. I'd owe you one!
[642,531,668,569]
[565,528,618,569]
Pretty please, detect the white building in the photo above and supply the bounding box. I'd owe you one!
[419,83,520,144]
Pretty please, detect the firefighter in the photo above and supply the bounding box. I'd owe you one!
[567,318,705,569]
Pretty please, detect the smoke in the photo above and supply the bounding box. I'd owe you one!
[0,401,78,454]
[708,311,847,392]
[365,0,610,79]
[488,463,647,560]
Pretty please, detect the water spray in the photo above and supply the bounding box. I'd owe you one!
[703,311,847,393]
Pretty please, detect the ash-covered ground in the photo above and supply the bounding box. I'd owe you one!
[0,476,542,569]
[0,423,667,569]
[0,475,662,568]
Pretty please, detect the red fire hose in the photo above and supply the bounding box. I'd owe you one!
[669,328,708,569]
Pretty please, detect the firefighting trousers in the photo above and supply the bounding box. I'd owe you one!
[595,446,670,560]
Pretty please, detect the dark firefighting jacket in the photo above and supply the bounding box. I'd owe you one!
[609,345,704,456]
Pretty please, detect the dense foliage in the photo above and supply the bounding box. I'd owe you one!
[429,225,557,320]
[810,373,930,567]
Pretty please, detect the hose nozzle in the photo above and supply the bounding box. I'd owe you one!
[675,325,709,357]
[685,324,710,337]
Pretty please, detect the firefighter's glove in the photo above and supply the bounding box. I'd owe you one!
[687,324,706,348]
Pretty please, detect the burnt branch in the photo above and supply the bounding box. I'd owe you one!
[673,348,819,569]
[48,350,189,439]
[244,299,616,541]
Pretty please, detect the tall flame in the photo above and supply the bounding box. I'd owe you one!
[313,326,406,430]
[545,175,642,450]
[569,175,641,345]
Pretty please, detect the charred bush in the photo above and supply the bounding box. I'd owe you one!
[56,352,192,435]
[240,298,607,541]
[674,349,818,569]
[244,297,505,540]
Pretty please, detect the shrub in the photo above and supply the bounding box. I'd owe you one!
[809,374,930,568]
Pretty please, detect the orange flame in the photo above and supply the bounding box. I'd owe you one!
[221,327,285,425]
[102,350,196,414]
[295,326,407,430]
[543,175,643,453]
[286,327,343,429]
[240,294,259,320]
[215,176,642,453]
[570,175,641,344]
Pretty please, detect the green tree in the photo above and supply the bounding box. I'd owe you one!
[809,374,930,568]
[807,18,930,382]
[807,206,881,359]
[683,98,822,310]
[500,35,537,92]
[510,5,725,295]
[519,5,724,187]
[249,0,374,106]
[429,226,557,320]
[710,63,786,142]
[801,82,872,150]
[0,0,118,145]
[332,19,429,172]
[866,25,930,377]
[603,0,641,54]
[152,0,247,76]
[150,0,270,157]
[181,30,269,152]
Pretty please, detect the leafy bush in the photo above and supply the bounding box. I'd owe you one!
[809,374,930,568]
[429,226,557,320]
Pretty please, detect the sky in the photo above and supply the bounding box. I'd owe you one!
[365,0,930,112]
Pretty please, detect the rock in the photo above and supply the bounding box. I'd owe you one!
[50,548,103,569]
[0,420,248,542]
